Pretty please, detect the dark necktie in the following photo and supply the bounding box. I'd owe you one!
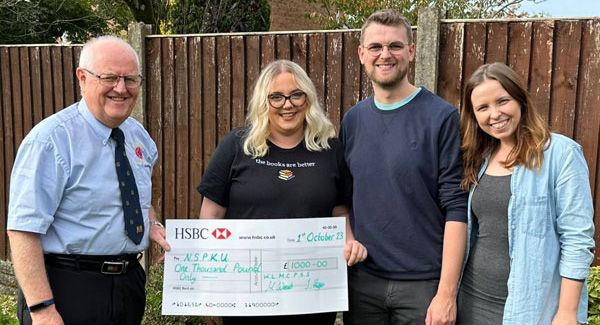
[111,128,144,245]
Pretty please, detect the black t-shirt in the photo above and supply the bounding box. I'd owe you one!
[197,127,352,219]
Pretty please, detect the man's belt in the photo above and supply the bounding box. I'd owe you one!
[44,253,142,275]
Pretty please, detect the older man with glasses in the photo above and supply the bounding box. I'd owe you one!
[7,35,170,325]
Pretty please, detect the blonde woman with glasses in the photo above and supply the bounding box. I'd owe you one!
[197,59,367,325]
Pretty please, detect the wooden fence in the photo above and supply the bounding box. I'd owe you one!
[1,16,599,265]
[0,45,83,260]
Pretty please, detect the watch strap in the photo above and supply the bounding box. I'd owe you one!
[28,298,55,312]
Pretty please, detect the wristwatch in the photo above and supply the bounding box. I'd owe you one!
[28,298,55,312]
[151,220,164,228]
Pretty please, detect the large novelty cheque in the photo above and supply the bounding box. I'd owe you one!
[162,217,348,316]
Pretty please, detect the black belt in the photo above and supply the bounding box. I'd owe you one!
[44,253,142,275]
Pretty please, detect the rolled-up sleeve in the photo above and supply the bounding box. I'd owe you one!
[555,144,595,280]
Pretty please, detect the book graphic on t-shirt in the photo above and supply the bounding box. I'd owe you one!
[278,169,295,181]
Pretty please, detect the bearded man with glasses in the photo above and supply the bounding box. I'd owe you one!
[7,36,169,325]
[339,9,468,325]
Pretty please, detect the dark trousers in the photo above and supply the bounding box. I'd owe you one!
[344,267,439,325]
[222,312,337,325]
[17,261,146,325]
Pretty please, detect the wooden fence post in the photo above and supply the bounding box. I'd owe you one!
[127,22,153,270]
[415,7,444,93]
[128,22,153,127]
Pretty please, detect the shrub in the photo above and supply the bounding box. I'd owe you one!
[589,266,600,325]
[143,263,217,325]
[0,294,18,325]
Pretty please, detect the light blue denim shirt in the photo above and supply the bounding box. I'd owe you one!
[7,100,158,255]
[464,133,595,324]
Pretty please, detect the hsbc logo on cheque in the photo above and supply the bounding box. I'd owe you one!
[212,228,231,239]
[174,227,231,239]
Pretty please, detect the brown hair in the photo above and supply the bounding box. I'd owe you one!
[360,9,413,45]
[460,62,550,190]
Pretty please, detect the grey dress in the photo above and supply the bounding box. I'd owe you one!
[457,173,512,325]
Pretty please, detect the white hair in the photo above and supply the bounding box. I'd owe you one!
[78,36,140,73]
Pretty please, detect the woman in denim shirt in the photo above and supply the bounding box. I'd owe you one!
[456,62,595,325]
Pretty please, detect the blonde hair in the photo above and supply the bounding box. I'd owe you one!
[460,62,550,190]
[243,60,336,158]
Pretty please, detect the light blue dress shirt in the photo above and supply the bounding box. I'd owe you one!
[464,133,595,324]
[7,100,158,255]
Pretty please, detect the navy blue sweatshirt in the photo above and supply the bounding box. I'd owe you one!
[340,89,468,280]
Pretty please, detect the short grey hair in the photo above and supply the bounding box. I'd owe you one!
[78,36,140,73]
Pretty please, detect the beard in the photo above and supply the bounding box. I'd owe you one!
[366,62,408,88]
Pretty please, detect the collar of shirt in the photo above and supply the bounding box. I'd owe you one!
[77,99,114,145]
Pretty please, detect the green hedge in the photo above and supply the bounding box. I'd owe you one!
[0,294,18,325]
[588,266,600,324]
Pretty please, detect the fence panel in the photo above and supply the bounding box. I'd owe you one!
[146,37,164,263]
[342,32,362,118]
[530,21,553,122]
[189,38,205,220]
[438,23,464,108]
[485,22,509,64]
[308,33,326,106]
[175,38,190,222]
[550,21,582,138]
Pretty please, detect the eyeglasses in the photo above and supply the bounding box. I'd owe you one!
[82,68,144,89]
[268,91,307,108]
[365,42,409,56]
